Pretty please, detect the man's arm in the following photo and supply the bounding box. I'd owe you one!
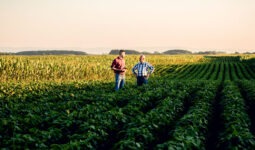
[112,66,124,72]
[132,64,138,76]
[147,63,155,74]
[111,59,124,72]
[111,59,117,71]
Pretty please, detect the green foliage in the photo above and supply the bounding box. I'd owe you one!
[1,55,255,149]
[218,81,255,149]
[156,82,218,150]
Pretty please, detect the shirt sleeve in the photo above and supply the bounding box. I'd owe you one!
[111,59,116,68]
[132,64,138,74]
[147,63,155,74]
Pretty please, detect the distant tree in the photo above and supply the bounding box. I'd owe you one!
[153,51,161,54]
[109,49,140,54]
[163,49,192,55]
[195,51,226,55]
[244,52,251,54]
[15,50,87,55]
[141,51,152,55]
[0,52,13,55]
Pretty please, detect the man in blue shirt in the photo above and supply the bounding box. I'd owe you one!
[132,55,155,86]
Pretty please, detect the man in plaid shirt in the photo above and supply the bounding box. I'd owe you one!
[132,55,155,86]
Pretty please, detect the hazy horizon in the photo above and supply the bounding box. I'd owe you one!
[1,47,252,55]
[1,0,255,54]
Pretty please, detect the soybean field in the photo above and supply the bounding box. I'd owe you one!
[1,55,255,149]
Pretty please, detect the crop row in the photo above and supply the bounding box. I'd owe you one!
[54,81,202,149]
[218,81,255,149]
[238,81,255,136]
[0,81,125,149]
[163,62,255,81]
[2,80,255,149]
[156,82,218,150]
[0,79,199,149]
[112,82,202,149]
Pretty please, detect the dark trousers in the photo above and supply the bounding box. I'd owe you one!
[137,76,148,86]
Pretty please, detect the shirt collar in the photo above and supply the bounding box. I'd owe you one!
[117,56,123,60]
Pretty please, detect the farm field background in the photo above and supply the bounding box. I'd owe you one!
[1,54,255,149]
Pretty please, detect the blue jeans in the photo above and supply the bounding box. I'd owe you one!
[115,73,125,91]
[137,76,148,86]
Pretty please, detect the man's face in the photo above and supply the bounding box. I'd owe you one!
[120,52,125,58]
[139,56,145,63]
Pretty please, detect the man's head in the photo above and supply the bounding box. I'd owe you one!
[119,50,125,58]
[139,55,145,63]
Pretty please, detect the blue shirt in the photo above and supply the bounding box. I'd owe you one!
[132,62,155,76]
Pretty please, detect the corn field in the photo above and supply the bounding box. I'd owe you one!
[0,55,204,82]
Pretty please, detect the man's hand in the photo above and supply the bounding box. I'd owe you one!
[146,74,150,79]
[120,67,127,72]
[122,68,127,72]
[112,67,126,72]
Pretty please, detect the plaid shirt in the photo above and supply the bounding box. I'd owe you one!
[132,62,154,77]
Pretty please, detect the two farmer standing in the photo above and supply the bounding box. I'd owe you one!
[111,50,155,91]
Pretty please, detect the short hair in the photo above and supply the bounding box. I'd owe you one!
[140,54,145,59]
[119,50,125,54]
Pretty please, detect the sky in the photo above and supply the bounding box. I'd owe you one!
[0,0,255,54]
